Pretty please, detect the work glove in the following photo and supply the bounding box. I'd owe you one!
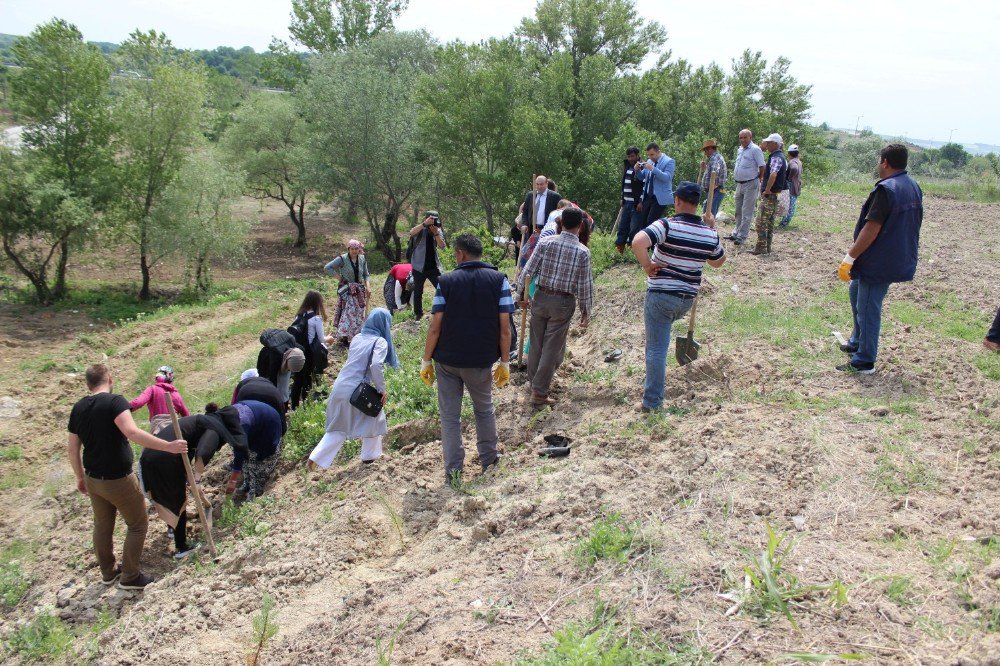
[837,253,854,282]
[493,362,510,389]
[420,359,435,387]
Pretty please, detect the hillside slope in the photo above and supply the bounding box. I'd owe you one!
[0,192,997,664]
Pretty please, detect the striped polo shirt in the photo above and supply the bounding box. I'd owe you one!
[641,213,725,297]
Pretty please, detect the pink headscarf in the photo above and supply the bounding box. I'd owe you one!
[348,239,364,250]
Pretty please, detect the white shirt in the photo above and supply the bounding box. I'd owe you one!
[533,191,548,229]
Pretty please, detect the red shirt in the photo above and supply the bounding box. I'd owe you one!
[389,263,412,285]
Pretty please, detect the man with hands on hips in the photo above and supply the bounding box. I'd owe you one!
[837,143,923,375]
[420,234,514,486]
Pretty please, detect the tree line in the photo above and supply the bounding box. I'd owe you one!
[0,0,818,304]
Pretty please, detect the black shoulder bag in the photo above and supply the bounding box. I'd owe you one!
[349,342,384,417]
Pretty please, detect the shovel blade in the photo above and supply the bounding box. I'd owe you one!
[675,333,701,366]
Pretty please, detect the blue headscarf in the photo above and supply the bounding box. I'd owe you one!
[360,308,400,369]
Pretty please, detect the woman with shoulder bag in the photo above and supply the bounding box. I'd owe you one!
[324,239,371,345]
[307,309,400,470]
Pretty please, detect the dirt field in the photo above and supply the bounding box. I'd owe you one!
[0,192,997,664]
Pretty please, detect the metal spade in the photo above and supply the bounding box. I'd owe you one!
[675,297,701,366]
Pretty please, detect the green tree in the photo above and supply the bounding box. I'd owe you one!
[222,92,313,247]
[9,18,113,299]
[112,30,208,299]
[289,0,409,52]
[261,38,308,90]
[302,30,434,260]
[938,142,970,168]
[0,148,94,304]
[149,149,248,293]
[416,39,572,232]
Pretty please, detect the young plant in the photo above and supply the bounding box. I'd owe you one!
[247,593,279,666]
[370,486,405,550]
[376,613,414,666]
[575,513,644,567]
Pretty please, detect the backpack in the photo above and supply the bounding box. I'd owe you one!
[259,328,296,356]
[288,312,330,374]
[287,313,314,350]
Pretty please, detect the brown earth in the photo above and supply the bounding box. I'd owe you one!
[0,193,997,664]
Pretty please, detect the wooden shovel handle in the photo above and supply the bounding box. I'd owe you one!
[688,297,698,334]
[167,400,217,560]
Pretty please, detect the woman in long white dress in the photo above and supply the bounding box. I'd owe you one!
[307,308,400,469]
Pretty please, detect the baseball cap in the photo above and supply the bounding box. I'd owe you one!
[763,133,783,144]
[788,144,799,152]
[674,181,701,204]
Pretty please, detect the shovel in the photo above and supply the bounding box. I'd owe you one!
[675,298,701,366]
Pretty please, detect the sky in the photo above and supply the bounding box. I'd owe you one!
[3,0,997,145]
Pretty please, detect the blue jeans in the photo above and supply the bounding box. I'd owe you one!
[615,201,637,246]
[643,291,693,409]
[848,279,891,366]
[780,194,798,225]
[702,190,724,216]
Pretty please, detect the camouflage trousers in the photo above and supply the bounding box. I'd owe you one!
[754,194,778,254]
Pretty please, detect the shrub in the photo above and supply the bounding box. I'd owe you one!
[2,613,73,662]
[282,400,326,462]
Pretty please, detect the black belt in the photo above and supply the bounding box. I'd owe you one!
[537,286,573,298]
[736,178,758,184]
[86,471,131,481]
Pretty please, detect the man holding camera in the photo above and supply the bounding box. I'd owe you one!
[420,234,514,485]
[636,142,676,228]
[408,211,445,320]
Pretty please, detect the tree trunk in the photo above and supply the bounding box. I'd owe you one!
[288,197,306,248]
[2,240,54,305]
[484,204,495,234]
[139,253,152,300]
[53,240,70,300]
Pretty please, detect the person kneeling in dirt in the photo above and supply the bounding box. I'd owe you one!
[632,182,726,412]
[836,144,922,375]
[67,364,187,590]
[308,308,400,470]
[129,365,190,434]
[515,207,593,409]
[144,403,247,558]
[384,262,414,314]
[231,399,284,500]
[421,234,514,485]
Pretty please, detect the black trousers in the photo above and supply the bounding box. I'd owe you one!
[988,307,1000,344]
[643,199,667,227]
[290,365,314,410]
[411,269,440,319]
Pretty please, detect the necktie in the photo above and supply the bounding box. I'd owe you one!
[533,194,540,227]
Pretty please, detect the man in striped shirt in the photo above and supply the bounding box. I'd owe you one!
[516,208,593,409]
[632,182,726,412]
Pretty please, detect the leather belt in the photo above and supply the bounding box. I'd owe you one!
[537,286,573,298]
[736,178,758,184]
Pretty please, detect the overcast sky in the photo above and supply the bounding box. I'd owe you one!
[3,0,996,145]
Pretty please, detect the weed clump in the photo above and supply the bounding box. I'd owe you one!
[575,513,644,567]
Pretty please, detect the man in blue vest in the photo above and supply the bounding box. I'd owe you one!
[636,142,676,228]
[837,144,923,374]
[420,234,515,485]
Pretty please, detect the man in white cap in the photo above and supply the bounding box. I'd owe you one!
[780,144,802,227]
[752,133,788,255]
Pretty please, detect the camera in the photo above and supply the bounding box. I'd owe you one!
[424,210,441,227]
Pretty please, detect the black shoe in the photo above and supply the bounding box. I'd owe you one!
[118,572,155,590]
[836,362,875,375]
[732,239,744,246]
[101,566,122,586]
[839,343,859,354]
[482,454,502,474]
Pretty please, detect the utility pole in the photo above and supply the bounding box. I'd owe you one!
[855,115,864,136]
[948,128,958,143]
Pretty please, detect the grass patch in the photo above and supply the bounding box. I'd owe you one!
[882,575,917,607]
[871,444,937,496]
[0,446,23,461]
[1,612,74,662]
[218,496,273,539]
[0,541,33,608]
[973,352,1000,381]
[0,469,31,491]
[282,399,327,462]
[718,295,831,347]
[889,293,987,344]
[575,513,645,567]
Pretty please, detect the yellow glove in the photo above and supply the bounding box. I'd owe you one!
[420,359,435,387]
[837,253,854,282]
[493,362,510,389]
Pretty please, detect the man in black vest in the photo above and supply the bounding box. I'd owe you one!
[836,143,923,374]
[420,234,515,486]
[752,133,788,256]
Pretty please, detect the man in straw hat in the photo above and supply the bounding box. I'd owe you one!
[699,139,727,217]
[752,133,788,256]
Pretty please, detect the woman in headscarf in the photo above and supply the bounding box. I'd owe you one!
[144,404,246,558]
[307,308,400,470]
[130,365,190,433]
[232,399,284,500]
[324,240,371,345]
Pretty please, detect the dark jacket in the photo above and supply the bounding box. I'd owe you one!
[433,261,509,369]
[622,160,643,205]
[234,376,288,434]
[520,189,561,231]
[852,171,923,284]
